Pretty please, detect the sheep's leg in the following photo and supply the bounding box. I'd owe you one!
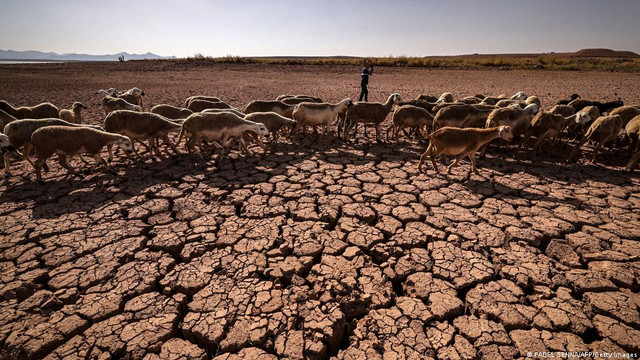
[626,150,640,171]
[446,153,466,174]
[591,141,604,164]
[57,155,81,178]
[34,158,46,182]
[22,143,36,169]
[239,137,253,156]
[3,152,12,177]
[375,125,382,143]
[417,144,432,172]
[93,153,116,174]
[567,138,587,162]
[431,150,441,173]
[107,144,114,161]
[163,135,180,155]
[469,153,479,174]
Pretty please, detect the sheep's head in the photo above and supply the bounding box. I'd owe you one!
[498,126,514,142]
[116,137,134,154]
[0,133,16,153]
[511,91,527,101]
[524,103,539,116]
[391,93,403,103]
[570,94,581,101]
[73,102,87,110]
[130,87,145,97]
[254,123,269,137]
[575,112,591,125]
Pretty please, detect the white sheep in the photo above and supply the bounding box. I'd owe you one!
[3,118,103,176]
[104,111,182,159]
[178,112,269,160]
[101,96,141,115]
[291,98,353,137]
[31,126,134,182]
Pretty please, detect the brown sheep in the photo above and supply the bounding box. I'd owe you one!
[343,93,402,142]
[244,100,295,119]
[567,115,623,163]
[608,106,640,127]
[184,95,222,108]
[59,102,87,124]
[0,109,18,131]
[104,111,182,159]
[418,126,514,174]
[101,96,140,115]
[388,105,434,141]
[0,100,59,119]
[151,104,194,120]
[522,111,568,154]
[244,112,297,144]
[433,104,495,129]
[187,99,233,112]
[31,126,134,182]
[624,115,640,153]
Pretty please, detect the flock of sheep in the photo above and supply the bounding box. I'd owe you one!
[1,87,639,182]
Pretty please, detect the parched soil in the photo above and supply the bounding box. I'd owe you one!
[1,62,640,359]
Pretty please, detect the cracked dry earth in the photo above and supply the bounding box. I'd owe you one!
[1,63,640,359]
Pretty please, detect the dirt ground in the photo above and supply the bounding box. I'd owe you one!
[1,62,640,359]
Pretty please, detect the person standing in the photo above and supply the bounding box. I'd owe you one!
[359,59,373,102]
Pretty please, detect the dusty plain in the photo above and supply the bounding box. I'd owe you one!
[1,61,640,359]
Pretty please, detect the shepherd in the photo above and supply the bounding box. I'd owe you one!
[358,58,374,102]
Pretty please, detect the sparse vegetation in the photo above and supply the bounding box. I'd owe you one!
[172,53,640,72]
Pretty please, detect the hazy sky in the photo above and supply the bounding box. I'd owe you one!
[1,0,639,57]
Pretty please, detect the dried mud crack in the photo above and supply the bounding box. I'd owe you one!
[1,62,640,359]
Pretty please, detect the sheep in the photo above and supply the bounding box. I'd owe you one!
[486,104,538,138]
[550,105,576,118]
[624,115,640,153]
[388,105,434,142]
[58,102,87,124]
[567,115,623,163]
[565,105,600,141]
[96,88,146,110]
[510,91,527,100]
[0,109,18,131]
[460,96,483,104]
[244,112,297,144]
[608,106,640,126]
[431,101,467,114]
[0,100,60,119]
[480,97,502,106]
[281,97,324,105]
[187,99,233,113]
[104,111,183,159]
[521,111,568,154]
[343,93,403,142]
[556,94,580,105]
[417,94,438,102]
[276,94,323,102]
[118,87,146,111]
[433,104,495,129]
[495,99,526,108]
[31,126,134,182]
[101,96,141,115]
[568,99,623,113]
[291,98,353,136]
[3,118,103,176]
[151,104,194,120]
[202,108,247,118]
[525,96,541,109]
[626,149,640,172]
[244,100,295,119]
[436,92,454,104]
[0,133,20,156]
[184,95,222,108]
[417,126,514,174]
[178,112,269,160]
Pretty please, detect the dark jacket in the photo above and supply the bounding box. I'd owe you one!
[361,67,373,85]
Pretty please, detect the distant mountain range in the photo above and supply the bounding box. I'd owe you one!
[0,49,176,61]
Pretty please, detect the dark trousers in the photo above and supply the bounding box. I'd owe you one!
[358,83,368,102]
